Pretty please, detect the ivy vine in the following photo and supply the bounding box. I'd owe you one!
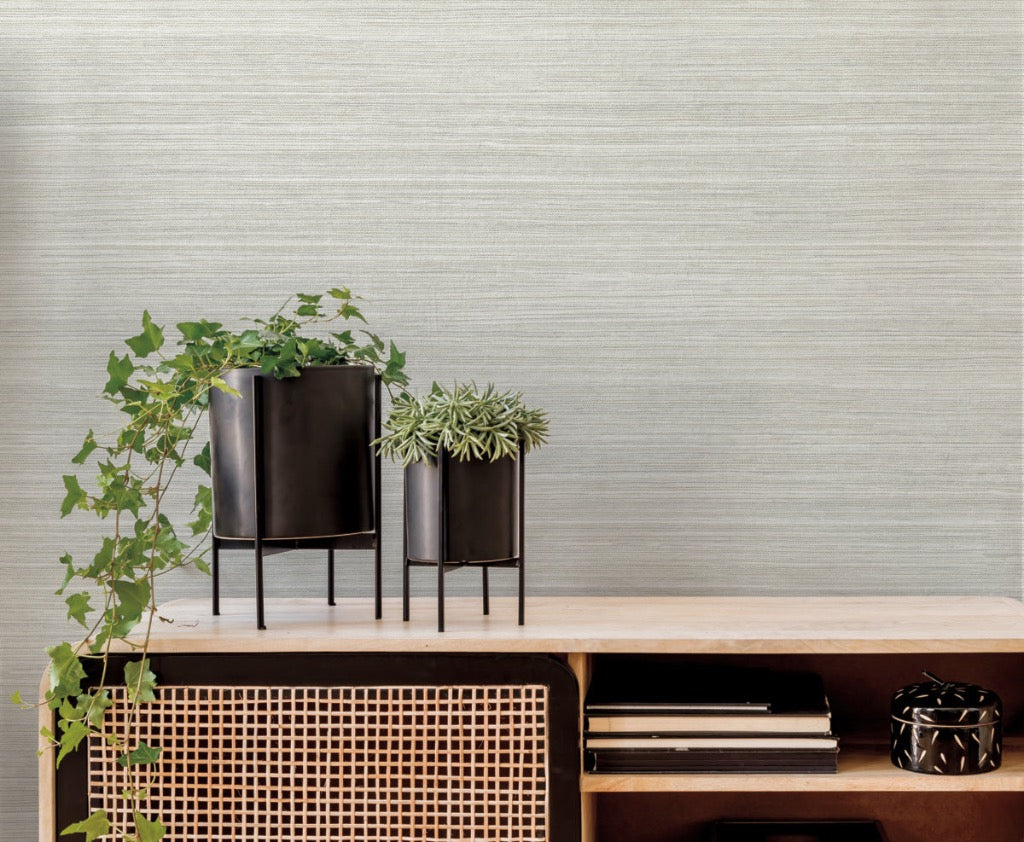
[18,289,407,842]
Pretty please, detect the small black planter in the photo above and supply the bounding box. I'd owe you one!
[405,455,519,563]
[208,365,381,629]
[402,445,525,632]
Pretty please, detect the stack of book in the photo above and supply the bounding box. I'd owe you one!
[583,661,838,773]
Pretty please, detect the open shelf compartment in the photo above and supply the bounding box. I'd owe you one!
[573,648,1024,842]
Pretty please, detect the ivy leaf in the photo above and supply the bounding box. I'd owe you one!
[388,340,404,365]
[295,304,318,317]
[352,345,379,364]
[60,810,111,842]
[57,552,75,595]
[71,430,99,465]
[188,485,212,535]
[116,386,150,419]
[154,514,187,561]
[113,579,151,622]
[125,310,165,358]
[234,329,262,353]
[82,689,112,729]
[278,337,298,362]
[103,351,134,395]
[210,376,241,397]
[83,538,115,579]
[194,558,211,575]
[340,303,366,323]
[176,320,222,341]
[60,475,88,518]
[327,287,352,300]
[116,741,162,768]
[65,592,93,628]
[11,690,24,706]
[124,658,157,704]
[297,292,322,304]
[56,719,90,767]
[101,475,144,518]
[135,813,167,842]
[383,341,408,386]
[46,642,87,701]
[193,442,211,476]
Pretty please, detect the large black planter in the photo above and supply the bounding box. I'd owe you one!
[402,446,525,632]
[210,366,375,540]
[208,365,381,629]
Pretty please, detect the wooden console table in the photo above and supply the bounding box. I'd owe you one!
[40,596,1024,842]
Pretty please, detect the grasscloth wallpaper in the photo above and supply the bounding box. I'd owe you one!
[1,1,1020,835]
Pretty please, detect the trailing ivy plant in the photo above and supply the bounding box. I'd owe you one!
[19,289,407,842]
[376,382,548,466]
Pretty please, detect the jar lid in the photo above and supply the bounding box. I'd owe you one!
[891,675,1001,727]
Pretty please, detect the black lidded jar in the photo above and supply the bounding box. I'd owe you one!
[890,676,1001,775]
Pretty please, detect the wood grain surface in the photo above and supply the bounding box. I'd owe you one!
[109,595,1024,655]
[580,741,1024,793]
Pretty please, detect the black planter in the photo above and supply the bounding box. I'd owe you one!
[209,365,376,540]
[405,455,520,563]
[207,365,381,630]
[402,447,525,632]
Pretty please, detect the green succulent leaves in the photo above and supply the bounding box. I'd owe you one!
[377,382,549,466]
[39,290,408,842]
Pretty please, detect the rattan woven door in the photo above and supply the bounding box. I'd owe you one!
[55,654,580,842]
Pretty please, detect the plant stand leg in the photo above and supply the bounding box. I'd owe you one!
[255,539,266,631]
[437,559,445,633]
[253,375,267,631]
[402,473,410,622]
[437,447,447,633]
[517,559,524,626]
[374,538,382,620]
[327,549,335,606]
[402,559,410,621]
[212,538,220,616]
[518,442,525,626]
[374,374,382,620]
[482,566,490,615]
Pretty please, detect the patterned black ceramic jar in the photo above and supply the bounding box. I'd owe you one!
[890,674,1001,775]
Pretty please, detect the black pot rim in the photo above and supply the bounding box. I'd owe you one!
[224,361,375,375]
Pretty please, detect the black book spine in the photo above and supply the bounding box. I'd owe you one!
[585,748,839,774]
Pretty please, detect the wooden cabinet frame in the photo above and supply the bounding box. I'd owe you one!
[40,596,1024,842]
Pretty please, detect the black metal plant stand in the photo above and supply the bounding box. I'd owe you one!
[211,374,383,630]
[402,442,525,633]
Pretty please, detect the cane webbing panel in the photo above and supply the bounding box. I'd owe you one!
[88,684,549,841]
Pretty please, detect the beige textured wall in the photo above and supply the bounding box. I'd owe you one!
[1,1,1020,835]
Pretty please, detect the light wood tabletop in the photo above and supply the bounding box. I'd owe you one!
[112,595,1024,654]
